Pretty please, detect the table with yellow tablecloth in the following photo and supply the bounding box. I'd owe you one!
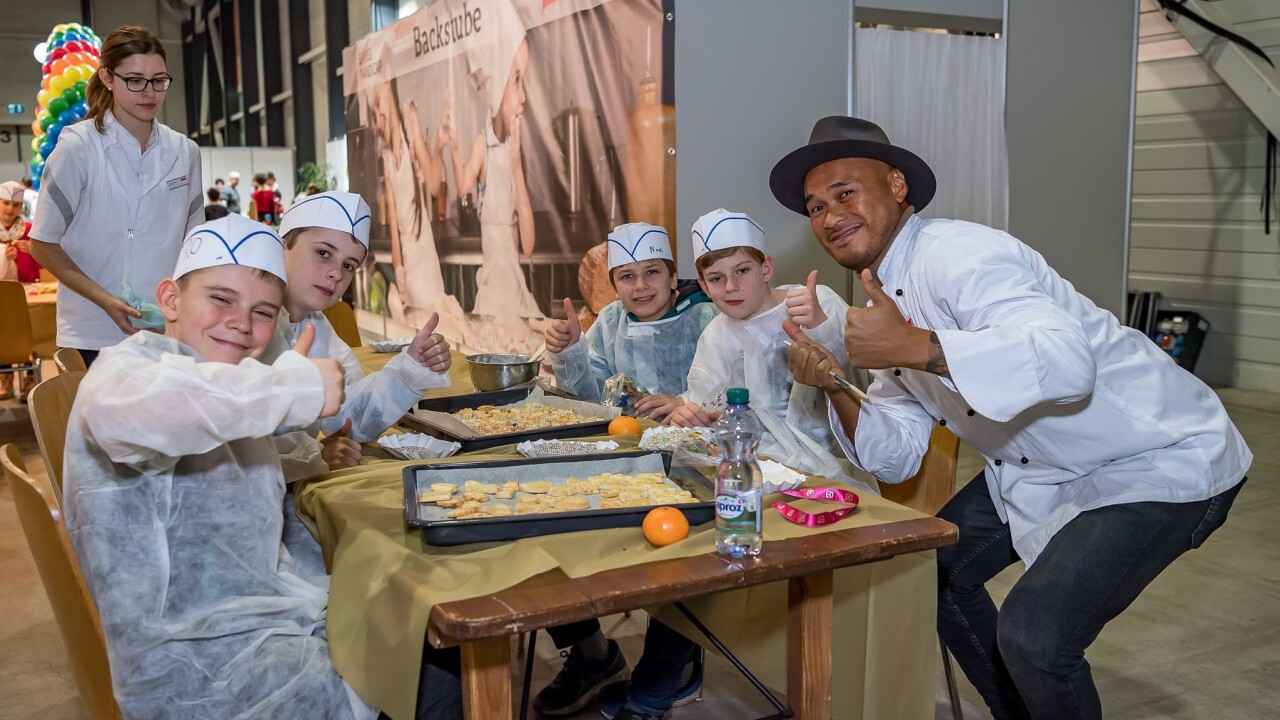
[296,353,939,720]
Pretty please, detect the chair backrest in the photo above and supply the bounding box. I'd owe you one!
[322,301,363,348]
[1,444,121,720]
[0,280,36,366]
[55,347,89,374]
[29,370,86,501]
[879,425,960,516]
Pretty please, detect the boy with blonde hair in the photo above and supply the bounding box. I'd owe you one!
[61,214,378,718]
[668,208,872,492]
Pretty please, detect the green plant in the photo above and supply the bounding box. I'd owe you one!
[297,162,334,192]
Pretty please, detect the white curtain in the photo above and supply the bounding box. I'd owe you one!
[855,28,1008,230]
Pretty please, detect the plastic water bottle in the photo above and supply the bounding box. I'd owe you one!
[713,387,764,558]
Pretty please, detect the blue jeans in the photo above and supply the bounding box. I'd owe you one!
[937,473,1244,720]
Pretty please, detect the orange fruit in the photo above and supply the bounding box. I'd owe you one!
[642,507,690,547]
[608,416,643,436]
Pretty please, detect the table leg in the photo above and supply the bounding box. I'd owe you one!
[788,570,834,720]
[461,635,512,720]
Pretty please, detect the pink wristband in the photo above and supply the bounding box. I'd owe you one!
[771,486,860,527]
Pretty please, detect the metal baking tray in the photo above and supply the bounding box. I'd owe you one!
[402,450,715,546]
[401,387,617,452]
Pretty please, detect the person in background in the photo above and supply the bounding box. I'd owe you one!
[22,177,38,222]
[223,170,242,214]
[1,181,41,283]
[29,25,203,368]
[306,183,321,196]
[251,172,281,226]
[205,187,222,206]
[1,180,41,400]
[203,203,230,222]
[213,177,226,202]
[267,170,282,202]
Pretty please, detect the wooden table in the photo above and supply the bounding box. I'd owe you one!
[429,516,956,720]
[25,290,57,359]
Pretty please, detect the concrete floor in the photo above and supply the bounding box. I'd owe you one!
[1,387,1276,719]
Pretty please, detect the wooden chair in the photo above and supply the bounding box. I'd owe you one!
[879,425,961,515]
[0,280,42,396]
[55,347,88,374]
[29,371,86,502]
[878,425,965,720]
[1,444,121,720]
[322,301,363,348]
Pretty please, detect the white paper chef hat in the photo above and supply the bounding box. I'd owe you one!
[278,191,373,248]
[691,209,766,261]
[606,223,673,269]
[0,181,23,202]
[465,0,527,112]
[174,214,287,282]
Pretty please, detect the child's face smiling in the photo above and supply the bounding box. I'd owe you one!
[284,227,367,316]
[698,250,778,321]
[159,265,283,364]
[612,259,677,322]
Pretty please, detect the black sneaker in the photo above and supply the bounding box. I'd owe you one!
[533,639,628,716]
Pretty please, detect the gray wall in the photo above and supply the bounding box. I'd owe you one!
[1128,0,1280,392]
[1005,0,1138,317]
[674,0,853,291]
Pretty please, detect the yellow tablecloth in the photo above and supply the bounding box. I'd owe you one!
[296,442,936,720]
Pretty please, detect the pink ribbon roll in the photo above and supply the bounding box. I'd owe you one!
[771,486,860,527]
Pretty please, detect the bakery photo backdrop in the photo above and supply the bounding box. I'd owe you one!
[342,0,674,353]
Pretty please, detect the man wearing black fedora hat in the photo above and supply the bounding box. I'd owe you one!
[775,116,1251,719]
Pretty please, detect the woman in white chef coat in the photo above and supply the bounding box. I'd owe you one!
[30,25,203,366]
[776,116,1251,720]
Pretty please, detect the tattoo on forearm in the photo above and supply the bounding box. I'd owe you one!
[926,331,950,377]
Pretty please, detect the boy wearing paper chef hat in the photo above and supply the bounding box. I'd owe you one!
[57,214,388,720]
[668,208,876,489]
[544,222,717,420]
[260,191,453,476]
[535,223,715,718]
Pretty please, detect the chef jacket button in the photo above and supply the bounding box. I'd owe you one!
[939,419,947,427]
[967,409,975,417]
[994,459,1003,466]
[893,369,901,376]
[895,288,904,296]
[1020,457,1029,464]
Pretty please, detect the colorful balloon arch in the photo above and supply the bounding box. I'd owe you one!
[29,23,102,191]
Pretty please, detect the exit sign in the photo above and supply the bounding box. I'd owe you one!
[6,104,24,114]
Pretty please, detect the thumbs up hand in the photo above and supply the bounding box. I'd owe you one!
[545,297,583,353]
[319,418,362,470]
[408,312,451,372]
[844,269,918,370]
[785,270,827,328]
[784,319,845,392]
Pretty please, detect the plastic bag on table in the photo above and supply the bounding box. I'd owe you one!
[600,373,651,415]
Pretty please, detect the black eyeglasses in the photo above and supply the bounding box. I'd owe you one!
[108,70,173,93]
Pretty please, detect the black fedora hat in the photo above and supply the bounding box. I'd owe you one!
[769,116,936,215]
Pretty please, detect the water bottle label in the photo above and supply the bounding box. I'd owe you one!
[716,493,757,519]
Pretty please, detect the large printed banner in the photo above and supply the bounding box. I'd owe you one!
[343,0,673,353]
